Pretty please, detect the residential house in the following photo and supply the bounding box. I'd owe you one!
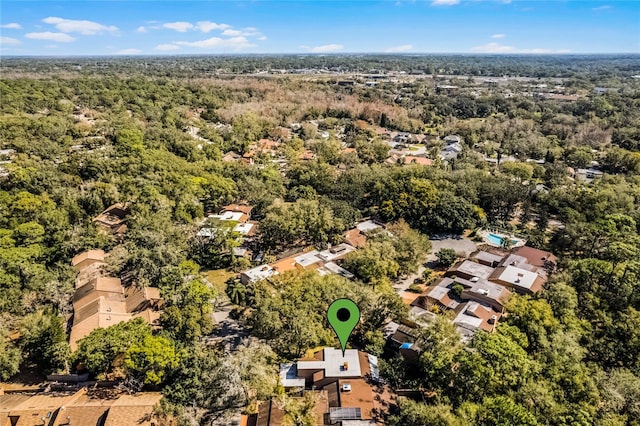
[512,246,557,274]
[69,250,163,351]
[453,301,500,342]
[412,275,508,341]
[254,391,329,426]
[257,138,280,156]
[445,260,496,281]
[385,155,433,166]
[71,249,109,288]
[440,142,463,161]
[443,135,462,145]
[222,151,241,163]
[472,251,505,268]
[355,220,383,233]
[93,203,129,237]
[343,228,367,248]
[270,244,357,278]
[240,264,279,285]
[0,389,163,426]
[208,204,253,223]
[0,389,87,426]
[488,265,544,294]
[402,156,433,166]
[276,348,386,425]
[102,393,163,426]
[317,262,355,280]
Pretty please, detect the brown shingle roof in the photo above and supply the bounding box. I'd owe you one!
[403,156,433,166]
[344,229,367,248]
[337,378,375,420]
[8,391,85,426]
[222,204,253,215]
[73,277,123,309]
[50,395,114,426]
[512,246,558,269]
[103,393,162,426]
[71,250,108,268]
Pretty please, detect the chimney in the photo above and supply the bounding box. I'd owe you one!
[343,361,349,371]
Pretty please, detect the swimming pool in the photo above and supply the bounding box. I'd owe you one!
[486,233,518,246]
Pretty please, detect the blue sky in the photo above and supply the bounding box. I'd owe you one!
[1,1,638,56]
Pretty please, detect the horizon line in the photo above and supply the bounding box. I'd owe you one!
[2,52,639,58]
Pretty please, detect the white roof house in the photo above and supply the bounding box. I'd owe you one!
[279,363,306,388]
[318,262,355,279]
[232,222,255,235]
[317,243,357,262]
[208,211,245,222]
[356,220,382,232]
[296,348,363,379]
[240,264,279,284]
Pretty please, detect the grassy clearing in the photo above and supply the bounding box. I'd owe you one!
[202,269,236,294]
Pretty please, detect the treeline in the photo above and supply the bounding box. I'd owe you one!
[3,54,640,79]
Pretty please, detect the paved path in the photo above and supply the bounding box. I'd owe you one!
[429,234,478,259]
[208,299,251,352]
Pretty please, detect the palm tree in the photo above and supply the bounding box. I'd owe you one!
[226,279,246,306]
[501,235,513,250]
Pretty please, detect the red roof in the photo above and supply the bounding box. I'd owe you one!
[403,156,433,166]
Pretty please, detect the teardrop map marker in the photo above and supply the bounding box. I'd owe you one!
[327,298,360,356]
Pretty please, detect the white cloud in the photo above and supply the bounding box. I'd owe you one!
[163,21,194,32]
[491,33,505,39]
[117,48,142,55]
[42,17,118,35]
[385,44,413,53]
[136,26,147,33]
[471,42,515,53]
[471,42,570,54]
[155,43,180,51]
[592,5,612,11]
[258,36,267,41]
[1,23,22,29]
[195,21,231,32]
[309,44,343,53]
[521,48,571,54]
[175,36,254,49]
[222,28,263,37]
[0,36,21,45]
[25,32,75,42]
[222,29,243,36]
[432,0,460,5]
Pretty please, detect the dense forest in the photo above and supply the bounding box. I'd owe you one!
[1,55,640,425]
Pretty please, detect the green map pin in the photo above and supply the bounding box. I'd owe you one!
[327,298,360,356]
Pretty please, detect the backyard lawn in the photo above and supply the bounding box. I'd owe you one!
[202,269,236,293]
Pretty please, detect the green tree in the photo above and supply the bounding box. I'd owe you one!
[278,392,318,426]
[125,334,181,386]
[0,325,21,380]
[20,310,70,373]
[74,318,152,378]
[115,125,144,153]
[436,248,457,267]
[470,396,538,426]
[388,398,464,426]
[342,239,400,285]
[387,220,431,275]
